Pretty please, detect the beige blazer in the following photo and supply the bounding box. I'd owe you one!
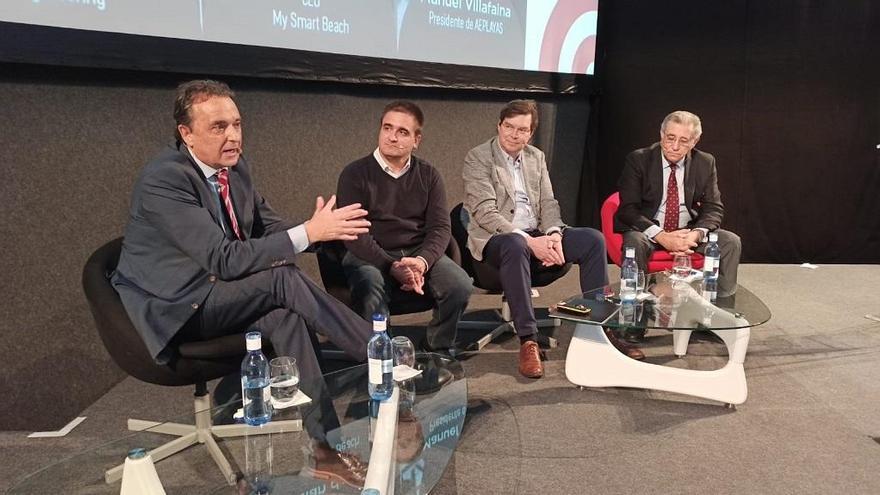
[462,137,564,260]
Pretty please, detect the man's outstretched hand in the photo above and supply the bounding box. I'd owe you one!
[305,195,371,243]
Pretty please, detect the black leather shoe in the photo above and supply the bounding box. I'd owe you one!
[421,340,463,360]
[413,354,454,395]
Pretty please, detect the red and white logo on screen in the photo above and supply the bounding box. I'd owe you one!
[530,0,598,75]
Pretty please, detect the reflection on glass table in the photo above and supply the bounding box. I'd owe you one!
[554,272,771,406]
[9,354,466,495]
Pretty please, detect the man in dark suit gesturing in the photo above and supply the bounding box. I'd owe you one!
[615,110,741,299]
[112,80,373,486]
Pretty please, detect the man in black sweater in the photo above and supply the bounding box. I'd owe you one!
[336,101,472,353]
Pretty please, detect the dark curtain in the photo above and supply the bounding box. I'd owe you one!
[593,0,880,263]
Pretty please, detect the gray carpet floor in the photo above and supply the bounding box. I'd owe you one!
[3,264,879,494]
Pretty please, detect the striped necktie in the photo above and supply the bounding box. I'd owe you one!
[215,169,243,240]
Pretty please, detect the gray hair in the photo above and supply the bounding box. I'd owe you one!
[660,110,702,140]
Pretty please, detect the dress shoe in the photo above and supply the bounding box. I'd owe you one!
[413,354,454,395]
[518,340,544,378]
[303,442,367,489]
[421,340,463,360]
[622,328,647,344]
[604,328,645,360]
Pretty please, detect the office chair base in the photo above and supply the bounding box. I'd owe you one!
[459,309,559,351]
[104,392,301,485]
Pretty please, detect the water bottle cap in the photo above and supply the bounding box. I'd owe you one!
[709,232,718,242]
[625,247,635,258]
[127,448,147,460]
[245,331,262,351]
[372,313,387,331]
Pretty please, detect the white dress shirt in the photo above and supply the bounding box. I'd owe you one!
[373,148,411,178]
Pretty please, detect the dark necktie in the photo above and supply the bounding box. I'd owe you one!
[216,169,243,240]
[663,163,680,232]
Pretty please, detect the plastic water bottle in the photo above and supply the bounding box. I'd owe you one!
[620,247,638,302]
[241,331,272,426]
[367,313,393,400]
[701,232,720,302]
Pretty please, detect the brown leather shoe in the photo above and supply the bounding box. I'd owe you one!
[604,328,646,360]
[519,340,544,378]
[303,442,367,489]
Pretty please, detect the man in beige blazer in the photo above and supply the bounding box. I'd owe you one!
[463,100,625,379]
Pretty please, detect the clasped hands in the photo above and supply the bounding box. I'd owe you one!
[655,229,701,255]
[391,257,426,295]
[527,232,566,267]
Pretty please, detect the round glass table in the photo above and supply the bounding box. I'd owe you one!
[553,271,771,406]
[9,354,466,494]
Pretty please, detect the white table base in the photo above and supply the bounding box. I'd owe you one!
[565,322,751,406]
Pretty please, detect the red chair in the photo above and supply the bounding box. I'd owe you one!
[600,192,704,272]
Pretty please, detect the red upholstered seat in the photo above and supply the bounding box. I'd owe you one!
[600,192,704,272]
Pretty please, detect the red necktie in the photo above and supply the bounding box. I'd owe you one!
[663,163,680,232]
[216,169,243,240]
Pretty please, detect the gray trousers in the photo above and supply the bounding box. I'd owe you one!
[622,228,742,297]
[180,264,372,442]
[341,249,472,350]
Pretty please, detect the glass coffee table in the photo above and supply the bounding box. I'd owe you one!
[9,354,466,494]
[553,272,771,406]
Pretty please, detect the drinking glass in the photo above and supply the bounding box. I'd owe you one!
[391,336,416,368]
[269,356,299,405]
[391,336,417,410]
[672,254,692,278]
[636,270,646,294]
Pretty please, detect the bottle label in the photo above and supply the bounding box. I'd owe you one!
[703,257,715,272]
[382,359,392,373]
[368,358,382,384]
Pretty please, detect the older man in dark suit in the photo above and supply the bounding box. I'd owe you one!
[112,80,372,487]
[615,110,741,299]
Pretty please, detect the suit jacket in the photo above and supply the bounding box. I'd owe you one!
[614,142,724,233]
[463,137,564,260]
[112,142,298,360]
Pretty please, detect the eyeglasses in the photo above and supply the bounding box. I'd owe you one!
[500,122,532,136]
[663,134,694,147]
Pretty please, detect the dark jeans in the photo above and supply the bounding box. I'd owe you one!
[621,228,741,297]
[482,228,609,337]
[341,249,472,350]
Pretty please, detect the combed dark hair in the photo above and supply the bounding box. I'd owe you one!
[173,80,235,142]
[499,99,539,131]
[380,100,425,134]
